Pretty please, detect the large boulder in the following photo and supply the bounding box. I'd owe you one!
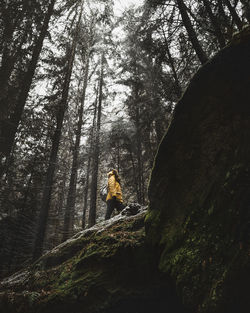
[0,209,187,313]
[146,27,250,313]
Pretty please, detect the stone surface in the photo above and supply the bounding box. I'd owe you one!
[146,27,250,313]
[121,203,143,216]
[0,208,186,313]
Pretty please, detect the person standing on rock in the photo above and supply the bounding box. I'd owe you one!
[105,169,124,220]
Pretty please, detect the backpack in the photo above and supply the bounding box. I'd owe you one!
[100,185,108,202]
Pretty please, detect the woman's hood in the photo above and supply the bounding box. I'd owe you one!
[107,171,114,177]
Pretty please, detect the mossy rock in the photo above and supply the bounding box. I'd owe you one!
[147,27,250,313]
[0,211,187,313]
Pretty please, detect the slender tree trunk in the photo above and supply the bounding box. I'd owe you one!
[0,20,15,120]
[0,149,15,213]
[88,52,104,227]
[176,0,208,64]
[62,55,90,241]
[146,128,156,167]
[202,0,226,48]
[0,14,33,121]
[0,0,56,158]
[82,155,91,229]
[135,115,143,203]
[217,0,234,39]
[128,147,140,202]
[20,149,42,211]
[161,29,182,98]
[0,25,32,115]
[32,7,82,260]
[134,93,144,204]
[55,177,66,242]
[141,165,145,204]
[117,140,120,174]
[223,0,243,30]
[218,0,231,26]
[32,114,65,260]
[82,99,97,229]
[240,0,250,22]
[166,45,182,98]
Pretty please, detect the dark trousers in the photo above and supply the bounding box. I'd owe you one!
[105,198,124,220]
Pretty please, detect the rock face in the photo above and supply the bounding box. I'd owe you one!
[147,27,250,313]
[0,208,186,313]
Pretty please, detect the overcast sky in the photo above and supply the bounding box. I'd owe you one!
[113,0,144,16]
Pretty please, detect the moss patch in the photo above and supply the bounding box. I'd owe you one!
[0,212,186,313]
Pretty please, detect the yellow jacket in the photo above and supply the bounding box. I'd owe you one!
[106,171,123,202]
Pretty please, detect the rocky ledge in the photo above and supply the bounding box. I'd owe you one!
[0,205,186,313]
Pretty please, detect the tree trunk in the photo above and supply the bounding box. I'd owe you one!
[0,149,16,214]
[62,54,90,241]
[0,17,15,121]
[32,7,82,260]
[161,29,182,98]
[82,98,98,229]
[134,88,145,204]
[117,140,120,174]
[202,0,226,48]
[128,146,140,202]
[32,114,66,260]
[135,110,143,203]
[54,176,66,243]
[223,0,243,30]
[0,0,56,158]
[88,52,104,227]
[216,0,233,39]
[82,154,91,229]
[240,0,250,22]
[176,0,208,64]
[0,13,33,122]
[217,0,231,26]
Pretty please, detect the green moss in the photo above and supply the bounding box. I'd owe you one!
[144,208,160,225]
[147,162,250,311]
[207,205,214,216]
[1,212,168,313]
[159,222,185,252]
[144,209,161,245]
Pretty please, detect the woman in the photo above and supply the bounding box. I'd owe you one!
[105,169,124,220]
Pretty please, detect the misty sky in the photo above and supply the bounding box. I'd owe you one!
[113,0,144,15]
